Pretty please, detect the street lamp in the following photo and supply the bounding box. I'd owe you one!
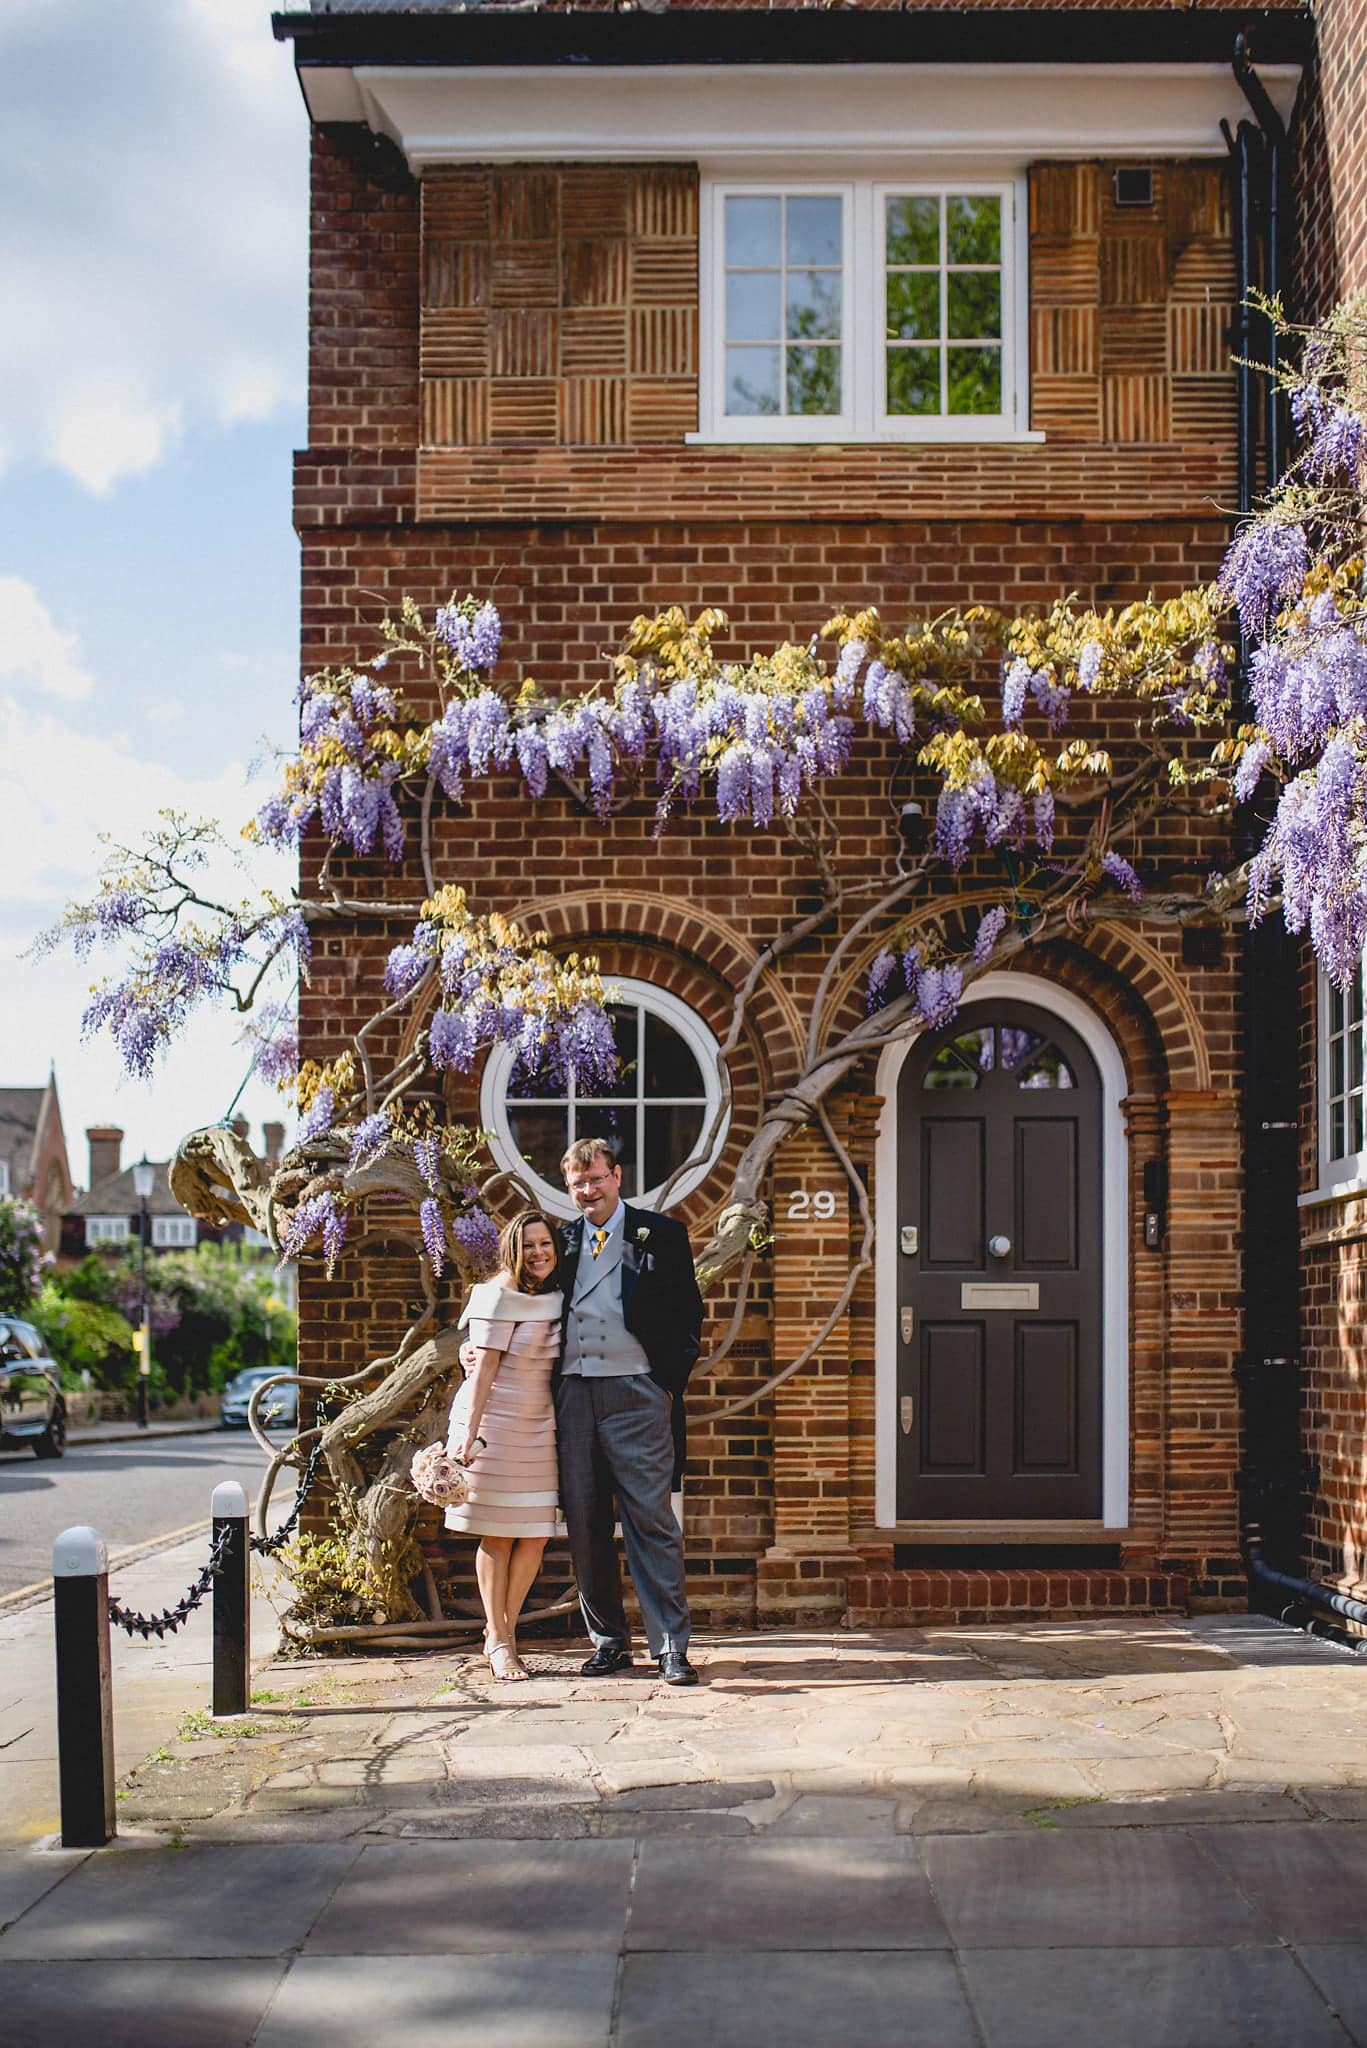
[132,1155,154,1430]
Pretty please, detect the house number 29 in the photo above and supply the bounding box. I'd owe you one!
[787,1190,838,1221]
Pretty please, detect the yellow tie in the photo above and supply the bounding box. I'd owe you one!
[591,1227,608,1259]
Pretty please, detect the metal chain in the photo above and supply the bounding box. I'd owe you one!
[107,1526,233,1641]
[251,1438,325,1558]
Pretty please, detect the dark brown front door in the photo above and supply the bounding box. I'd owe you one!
[896,1001,1102,1520]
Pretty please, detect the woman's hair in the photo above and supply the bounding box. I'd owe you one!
[499,1207,557,1292]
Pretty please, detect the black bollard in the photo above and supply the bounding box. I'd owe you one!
[53,1526,116,1848]
[211,1481,250,1718]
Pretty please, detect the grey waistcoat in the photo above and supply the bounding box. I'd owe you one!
[561,1225,651,1377]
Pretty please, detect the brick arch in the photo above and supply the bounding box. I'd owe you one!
[819,893,1206,1097]
[506,886,807,1083]
[497,886,802,1233]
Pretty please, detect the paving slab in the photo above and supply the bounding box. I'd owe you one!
[628,1837,947,1950]
[0,1848,88,1930]
[1297,1945,1367,2046]
[303,1838,635,1953]
[961,1945,1350,2048]
[618,1951,978,2048]
[0,1842,360,1959]
[1196,1824,1367,1942]
[924,1828,1268,1948]
[0,1959,286,2047]
[255,1953,619,2048]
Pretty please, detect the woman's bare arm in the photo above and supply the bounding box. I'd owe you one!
[455,1343,503,1457]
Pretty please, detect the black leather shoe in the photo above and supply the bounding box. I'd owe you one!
[657,1651,699,1687]
[580,1645,634,1677]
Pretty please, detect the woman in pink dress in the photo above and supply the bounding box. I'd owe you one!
[446,1209,562,1681]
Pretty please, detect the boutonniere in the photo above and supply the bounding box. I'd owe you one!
[635,1226,651,1245]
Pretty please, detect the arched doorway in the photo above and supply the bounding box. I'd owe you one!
[897,998,1100,1520]
[874,971,1130,1530]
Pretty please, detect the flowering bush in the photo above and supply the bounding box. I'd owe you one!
[0,1198,45,1315]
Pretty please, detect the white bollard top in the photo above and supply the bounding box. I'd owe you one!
[53,1525,108,1577]
[211,1480,249,1519]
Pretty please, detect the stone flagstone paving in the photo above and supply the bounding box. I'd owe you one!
[1,1614,1365,2043]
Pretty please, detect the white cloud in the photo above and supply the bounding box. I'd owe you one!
[0,576,94,702]
[0,0,305,494]
[0,577,296,1170]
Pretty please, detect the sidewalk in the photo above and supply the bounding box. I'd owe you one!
[66,1418,221,1447]
[1,1613,1365,2044]
[0,1530,282,1843]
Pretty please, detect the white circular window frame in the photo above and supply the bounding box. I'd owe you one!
[480,978,730,1219]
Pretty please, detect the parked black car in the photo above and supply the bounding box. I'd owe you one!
[219,1366,298,1430]
[0,1316,67,1458]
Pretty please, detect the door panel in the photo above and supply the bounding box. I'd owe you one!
[897,1000,1103,1520]
[922,1120,984,1267]
[1014,1322,1078,1472]
[1015,1120,1078,1268]
[922,1321,986,1473]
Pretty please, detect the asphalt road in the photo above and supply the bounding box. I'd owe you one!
[0,1431,291,1602]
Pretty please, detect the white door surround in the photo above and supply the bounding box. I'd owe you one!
[873,970,1130,1530]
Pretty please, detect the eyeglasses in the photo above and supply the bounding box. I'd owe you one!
[568,1172,616,1190]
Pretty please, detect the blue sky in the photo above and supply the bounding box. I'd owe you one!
[2,1,306,1182]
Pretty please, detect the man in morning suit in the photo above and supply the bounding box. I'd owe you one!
[555,1136,705,1686]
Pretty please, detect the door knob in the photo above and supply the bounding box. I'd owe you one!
[988,1234,1011,1258]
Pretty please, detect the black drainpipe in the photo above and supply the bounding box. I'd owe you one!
[1224,37,1358,1634]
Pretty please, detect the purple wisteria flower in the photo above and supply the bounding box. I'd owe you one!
[1255,736,1367,986]
[429,1007,479,1072]
[1100,850,1143,899]
[1002,658,1031,729]
[250,1023,299,1090]
[299,1087,336,1144]
[1303,403,1365,482]
[452,1207,500,1275]
[1077,642,1104,692]
[1217,520,1309,640]
[866,948,897,1013]
[348,1112,391,1169]
[419,1197,448,1277]
[832,638,866,708]
[279,1191,343,1266]
[972,906,1009,965]
[1234,739,1273,804]
[437,600,502,674]
[413,1134,442,1193]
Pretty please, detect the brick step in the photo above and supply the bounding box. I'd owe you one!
[846,1567,1191,1626]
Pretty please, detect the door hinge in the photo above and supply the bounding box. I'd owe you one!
[900,1305,915,1343]
[900,1394,915,1435]
[900,1224,918,1256]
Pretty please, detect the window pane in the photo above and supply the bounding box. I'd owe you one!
[787,345,841,415]
[999,1025,1044,1073]
[575,1104,637,1197]
[887,346,940,415]
[886,271,940,342]
[1017,1047,1075,1090]
[506,1106,570,1189]
[786,196,841,267]
[1350,1025,1364,1095]
[726,194,781,267]
[1353,1091,1366,1157]
[886,195,939,266]
[726,270,781,342]
[947,270,1002,341]
[726,346,781,416]
[786,268,841,341]
[924,1028,995,1089]
[947,194,1001,265]
[644,1013,704,1098]
[578,1004,638,1101]
[948,346,1002,415]
[1331,1032,1346,1100]
[645,1104,706,1193]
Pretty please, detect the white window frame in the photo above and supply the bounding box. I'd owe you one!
[151,1215,197,1248]
[86,1216,130,1246]
[481,978,728,1220]
[0,1160,9,1196]
[695,173,1036,446]
[1308,963,1367,1202]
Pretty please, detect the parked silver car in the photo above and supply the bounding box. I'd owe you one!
[219,1366,298,1430]
[0,1317,67,1458]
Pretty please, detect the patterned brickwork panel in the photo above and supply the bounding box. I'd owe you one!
[420,165,699,446]
[1030,161,1236,445]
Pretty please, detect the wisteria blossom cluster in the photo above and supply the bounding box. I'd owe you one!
[0,1198,45,1316]
[1225,294,1367,987]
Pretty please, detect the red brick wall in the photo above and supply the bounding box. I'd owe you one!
[294,123,1258,1622]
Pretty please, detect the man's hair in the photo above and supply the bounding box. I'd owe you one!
[560,1137,619,1180]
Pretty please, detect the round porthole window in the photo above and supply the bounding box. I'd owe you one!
[480,979,727,1217]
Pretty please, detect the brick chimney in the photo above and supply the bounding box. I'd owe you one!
[231,1114,250,1140]
[262,1121,285,1165]
[86,1125,123,1193]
